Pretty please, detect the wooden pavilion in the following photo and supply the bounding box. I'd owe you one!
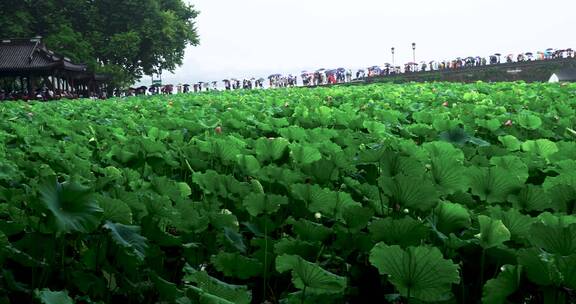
[0,37,109,98]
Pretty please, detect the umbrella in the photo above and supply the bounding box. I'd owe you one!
[183,84,190,87]
[337,67,346,72]
[546,48,554,51]
[316,68,325,72]
[406,62,417,65]
[494,53,502,57]
[525,52,533,56]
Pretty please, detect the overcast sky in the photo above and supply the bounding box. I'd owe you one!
[150,0,575,85]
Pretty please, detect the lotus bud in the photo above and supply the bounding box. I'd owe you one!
[314,212,322,219]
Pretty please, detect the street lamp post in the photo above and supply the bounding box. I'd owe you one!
[391,47,395,67]
[412,42,416,63]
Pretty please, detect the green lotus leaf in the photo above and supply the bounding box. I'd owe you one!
[103,221,148,260]
[517,248,560,286]
[517,111,542,130]
[289,143,322,165]
[40,179,103,234]
[291,219,332,243]
[521,139,558,160]
[379,174,438,211]
[211,252,262,279]
[183,266,252,304]
[423,141,465,162]
[223,227,246,253]
[275,254,347,294]
[476,215,511,249]
[489,156,529,185]
[482,265,522,304]
[254,137,289,162]
[430,157,468,194]
[469,167,520,204]
[96,196,133,225]
[488,207,534,242]
[433,201,471,235]
[498,135,522,151]
[529,220,576,256]
[369,243,460,302]
[508,185,551,212]
[369,217,428,247]
[242,193,288,217]
[235,154,260,175]
[34,289,74,304]
[558,254,576,289]
[439,127,470,145]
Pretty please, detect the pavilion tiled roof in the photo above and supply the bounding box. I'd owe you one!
[0,38,88,73]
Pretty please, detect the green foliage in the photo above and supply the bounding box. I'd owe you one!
[0,82,575,303]
[369,243,460,302]
[39,179,103,234]
[276,254,347,294]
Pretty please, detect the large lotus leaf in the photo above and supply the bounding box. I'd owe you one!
[517,248,560,286]
[469,167,520,204]
[423,141,465,163]
[433,201,471,235]
[476,215,511,249]
[379,153,423,178]
[341,205,374,232]
[369,243,460,302]
[363,120,389,137]
[517,112,542,130]
[273,238,319,260]
[96,196,133,225]
[482,265,522,304]
[430,157,468,194]
[183,266,252,304]
[488,207,534,242]
[103,221,148,260]
[34,289,74,304]
[307,186,361,219]
[368,217,429,247]
[151,273,185,302]
[558,254,576,289]
[174,201,210,233]
[529,221,576,256]
[199,138,243,163]
[254,137,289,162]
[489,156,529,185]
[379,174,438,211]
[547,184,576,213]
[279,126,308,142]
[439,127,470,145]
[275,254,347,294]
[235,154,260,176]
[289,143,322,165]
[40,179,103,234]
[508,185,551,212]
[223,227,246,253]
[521,139,558,160]
[242,193,288,217]
[211,252,262,279]
[291,219,332,243]
[498,135,522,152]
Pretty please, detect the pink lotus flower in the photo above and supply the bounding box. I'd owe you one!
[504,120,513,126]
[442,102,449,107]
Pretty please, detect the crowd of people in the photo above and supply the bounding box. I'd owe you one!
[0,87,106,101]
[132,47,573,95]
[4,47,573,100]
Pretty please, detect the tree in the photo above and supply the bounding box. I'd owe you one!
[0,0,200,88]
